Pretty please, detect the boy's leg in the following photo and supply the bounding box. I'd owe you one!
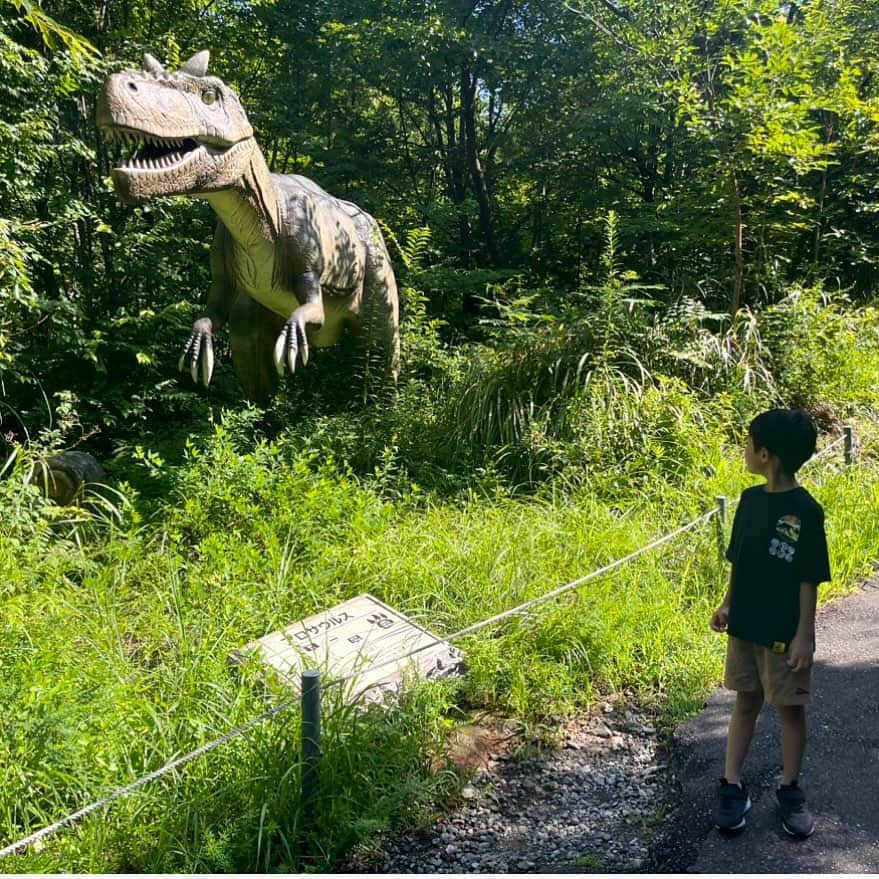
[714,689,762,831]
[770,661,814,838]
[715,637,762,831]
[724,689,764,783]
[779,704,806,784]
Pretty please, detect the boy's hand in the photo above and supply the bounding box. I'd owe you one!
[710,603,730,633]
[787,634,815,671]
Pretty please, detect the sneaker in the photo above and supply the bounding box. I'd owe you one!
[715,777,751,831]
[777,782,815,838]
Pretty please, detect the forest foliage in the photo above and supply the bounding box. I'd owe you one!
[1,0,878,444]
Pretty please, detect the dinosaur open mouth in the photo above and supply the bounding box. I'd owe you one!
[103,127,205,171]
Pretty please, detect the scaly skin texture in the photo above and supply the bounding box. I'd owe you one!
[97,51,400,405]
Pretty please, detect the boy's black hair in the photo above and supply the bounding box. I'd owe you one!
[749,408,817,476]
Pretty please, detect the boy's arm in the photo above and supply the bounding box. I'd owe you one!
[787,582,818,671]
[710,568,734,632]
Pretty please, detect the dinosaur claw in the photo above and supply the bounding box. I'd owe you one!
[202,342,214,386]
[287,342,297,375]
[274,331,287,376]
[297,320,309,367]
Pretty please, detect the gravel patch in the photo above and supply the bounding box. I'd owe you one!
[343,703,671,873]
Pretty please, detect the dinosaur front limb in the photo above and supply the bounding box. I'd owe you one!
[179,316,216,387]
[274,273,325,376]
[273,301,324,374]
[273,311,309,375]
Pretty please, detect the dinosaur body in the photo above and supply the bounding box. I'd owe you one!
[97,51,399,405]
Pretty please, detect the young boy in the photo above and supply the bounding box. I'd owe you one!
[710,409,831,838]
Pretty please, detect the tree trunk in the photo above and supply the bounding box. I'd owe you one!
[460,66,500,269]
[428,84,472,268]
[730,166,745,314]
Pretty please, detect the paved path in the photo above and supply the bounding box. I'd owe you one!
[651,581,879,873]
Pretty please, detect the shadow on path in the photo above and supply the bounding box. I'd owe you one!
[650,582,879,874]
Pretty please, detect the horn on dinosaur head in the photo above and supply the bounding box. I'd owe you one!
[142,53,167,76]
[180,50,210,77]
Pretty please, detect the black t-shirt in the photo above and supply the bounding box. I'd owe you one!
[725,484,831,649]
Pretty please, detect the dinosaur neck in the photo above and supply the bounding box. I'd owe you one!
[204,145,281,249]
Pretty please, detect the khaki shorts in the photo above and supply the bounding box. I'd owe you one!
[724,635,813,705]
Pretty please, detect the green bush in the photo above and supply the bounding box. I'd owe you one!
[758,286,879,417]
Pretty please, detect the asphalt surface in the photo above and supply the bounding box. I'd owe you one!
[651,580,879,873]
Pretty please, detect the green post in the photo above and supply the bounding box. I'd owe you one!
[844,426,853,466]
[301,670,321,825]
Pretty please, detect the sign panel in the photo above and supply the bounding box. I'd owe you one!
[231,594,463,702]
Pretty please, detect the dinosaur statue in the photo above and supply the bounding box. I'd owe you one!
[96,50,400,405]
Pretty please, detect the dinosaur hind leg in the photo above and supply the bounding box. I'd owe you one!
[229,292,286,406]
[357,224,401,381]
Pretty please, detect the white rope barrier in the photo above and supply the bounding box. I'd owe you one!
[0,697,298,859]
[806,433,847,463]
[324,507,721,691]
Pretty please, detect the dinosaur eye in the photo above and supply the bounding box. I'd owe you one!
[202,89,218,105]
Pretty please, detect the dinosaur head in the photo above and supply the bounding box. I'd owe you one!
[97,51,256,204]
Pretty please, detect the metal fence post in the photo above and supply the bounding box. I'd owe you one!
[301,670,321,825]
[844,426,854,466]
[715,496,728,524]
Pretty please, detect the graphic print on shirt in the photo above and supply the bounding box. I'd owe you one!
[769,514,800,563]
[776,514,801,543]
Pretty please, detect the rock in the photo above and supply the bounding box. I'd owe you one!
[29,451,107,506]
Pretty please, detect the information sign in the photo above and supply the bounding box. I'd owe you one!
[231,593,463,702]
